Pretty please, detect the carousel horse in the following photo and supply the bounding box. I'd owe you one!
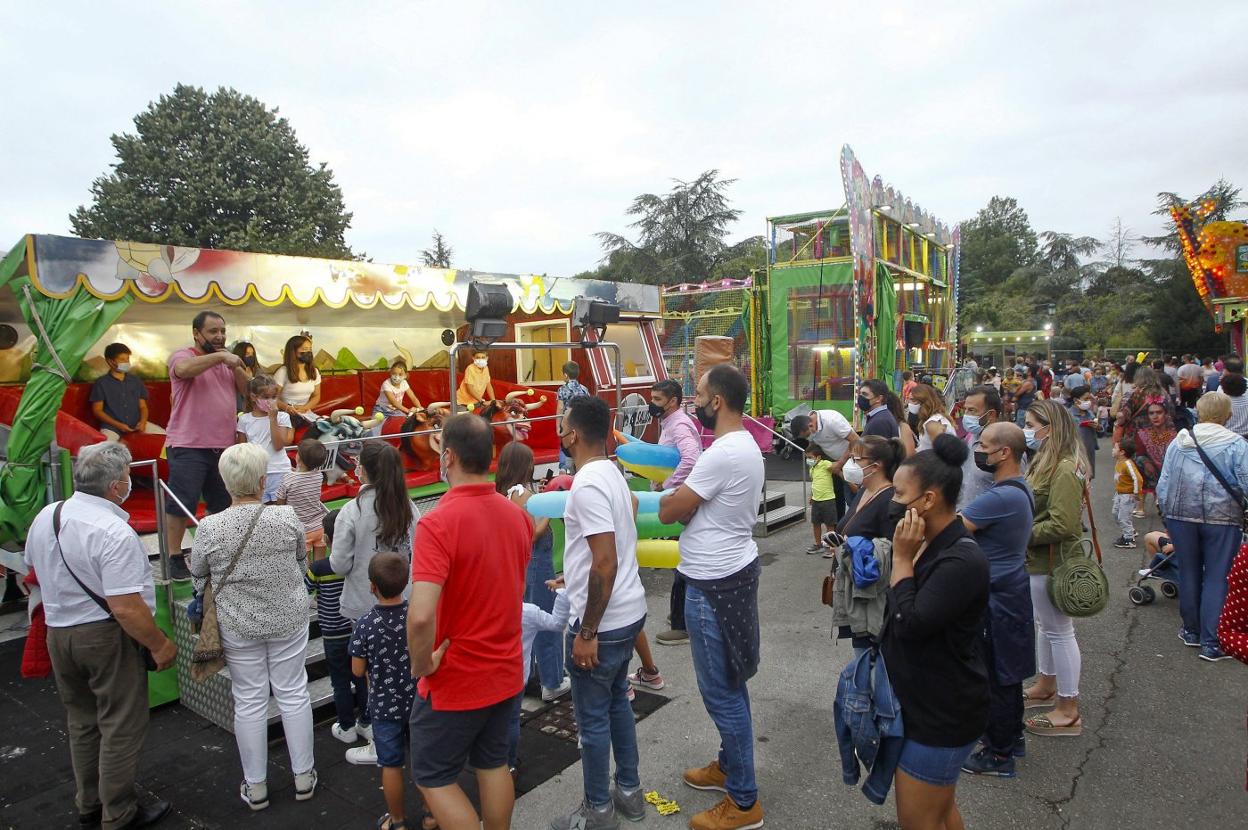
[309,407,383,484]
[394,401,450,471]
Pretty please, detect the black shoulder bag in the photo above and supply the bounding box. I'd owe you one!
[1187,429,1248,530]
[52,503,159,671]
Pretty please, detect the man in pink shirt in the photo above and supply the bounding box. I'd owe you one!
[649,379,702,647]
[164,312,251,566]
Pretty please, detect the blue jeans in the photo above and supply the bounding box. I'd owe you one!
[525,532,565,689]
[567,615,645,808]
[323,635,368,730]
[1164,519,1240,649]
[686,583,758,807]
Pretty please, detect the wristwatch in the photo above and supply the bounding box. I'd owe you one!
[578,625,598,641]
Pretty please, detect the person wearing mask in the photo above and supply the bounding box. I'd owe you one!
[189,442,317,810]
[90,343,165,443]
[273,335,322,420]
[1021,400,1087,737]
[908,383,955,452]
[791,408,858,508]
[24,442,177,830]
[551,396,649,830]
[859,380,900,439]
[373,359,423,419]
[1156,392,1248,662]
[456,350,498,412]
[555,361,590,472]
[407,414,534,830]
[232,341,259,412]
[881,434,989,828]
[164,312,251,576]
[959,423,1036,778]
[648,378,703,647]
[1067,386,1100,480]
[957,386,1004,510]
[660,365,766,830]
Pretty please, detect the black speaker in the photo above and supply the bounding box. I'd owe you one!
[904,320,926,350]
[466,282,512,322]
[440,329,456,347]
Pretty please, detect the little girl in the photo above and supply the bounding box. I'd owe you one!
[236,373,295,503]
[373,359,423,420]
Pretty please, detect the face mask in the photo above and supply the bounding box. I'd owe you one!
[887,496,919,523]
[907,401,921,415]
[474,358,488,369]
[199,339,217,354]
[1024,428,1043,450]
[856,395,871,412]
[298,352,314,365]
[115,362,131,373]
[974,449,1000,474]
[390,375,404,386]
[256,398,275,414]
[115,477,132,504]
[438,451,449,483]
[841,458,865,486]
[559,431,575,458]
[647,402,665,419]
[694,402,717,431]
[1077,400,1092,411]
[962,413,985,435]
[243,355,257,368]
[806,458,817,468]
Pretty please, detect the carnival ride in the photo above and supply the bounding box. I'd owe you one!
[1170,196,1248,352]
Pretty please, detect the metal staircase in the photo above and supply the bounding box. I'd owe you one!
[754,488,805,536]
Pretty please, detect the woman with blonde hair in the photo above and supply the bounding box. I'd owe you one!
[1020,399,1087,737]
[908,383,956,453]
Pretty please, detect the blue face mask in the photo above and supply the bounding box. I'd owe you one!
[1024,428,1042,450]
[962,413,986,434]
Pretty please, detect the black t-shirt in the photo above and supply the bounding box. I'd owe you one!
[880,519,990,747]
[863,409,900,440]
[837,485,899,540]
[89,373,148,428]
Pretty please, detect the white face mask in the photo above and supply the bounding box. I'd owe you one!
[1077,400,1093,411]
[115,362,131,373]
[474,358,488,369]
[115,477,132,503]
[907,401,921,415]
[842,458,865,486]
[390,375,404,386]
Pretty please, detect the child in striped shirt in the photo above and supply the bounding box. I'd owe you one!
[278,438,330,557]
[305,509,372,748]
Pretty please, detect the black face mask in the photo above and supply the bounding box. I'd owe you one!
[974,450,998,474]
[694,403,717,431]
[886,498,910,523]
[647,402,665,419]
[298,352,315,365]
[857,395,872,412]
[198,338,217,354]
[243,355,257,368]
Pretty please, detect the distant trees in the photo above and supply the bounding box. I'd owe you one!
[421,230,453,268]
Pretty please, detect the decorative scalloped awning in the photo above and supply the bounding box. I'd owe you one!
[20,234,661,315]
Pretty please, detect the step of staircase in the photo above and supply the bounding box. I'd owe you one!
[758,489,787,513]
[754,504,806,537]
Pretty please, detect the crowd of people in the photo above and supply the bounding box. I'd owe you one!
[24,315,1248,830]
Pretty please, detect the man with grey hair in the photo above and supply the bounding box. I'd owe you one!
[25,441,176,830]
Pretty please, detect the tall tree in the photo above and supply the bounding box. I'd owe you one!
[421,229,453,268]
[958,196,1038,297]
[1103,217,1134,269]
[71,84,356,259]
[1037,231,1100,273]
[595,170,743,284]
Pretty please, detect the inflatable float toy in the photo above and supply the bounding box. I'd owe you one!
[525,488,672,518]
[614,436,681,485]
[636,539,680,569]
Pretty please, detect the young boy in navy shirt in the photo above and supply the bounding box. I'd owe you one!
[349,552,425,830]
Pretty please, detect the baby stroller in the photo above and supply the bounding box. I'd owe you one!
[1128,534,1180,605]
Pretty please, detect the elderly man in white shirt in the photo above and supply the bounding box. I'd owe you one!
[25,442,176,830]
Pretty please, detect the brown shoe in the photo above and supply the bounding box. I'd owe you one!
[683,759,728,792]
[688,795,764,830]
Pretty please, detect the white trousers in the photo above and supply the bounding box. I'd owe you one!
[221,625,315,784]
[1029,574,1081,698]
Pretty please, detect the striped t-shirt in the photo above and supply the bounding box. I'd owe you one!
[305,558,351,639]
[278,469,328,533]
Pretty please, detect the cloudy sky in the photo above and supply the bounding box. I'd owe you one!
[2,2,1246,276]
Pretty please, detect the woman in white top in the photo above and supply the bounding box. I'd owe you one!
[273,335,322,417]
[908,382,956,452]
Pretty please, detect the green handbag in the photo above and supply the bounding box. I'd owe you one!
[1047,538,1109,617]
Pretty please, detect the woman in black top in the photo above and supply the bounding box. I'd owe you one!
[881,434,989,830]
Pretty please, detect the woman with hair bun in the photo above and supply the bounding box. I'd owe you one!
[881,433,990,830]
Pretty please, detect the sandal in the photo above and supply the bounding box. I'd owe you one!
[420,810,439,830]
[1025,713,1082,736]
[1022,688,1056,709]
[377,814,408,830]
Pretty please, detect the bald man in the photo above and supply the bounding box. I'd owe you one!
[959,422,1036,778]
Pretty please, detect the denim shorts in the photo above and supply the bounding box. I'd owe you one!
[897,738,977,786]
[372,718,409,768]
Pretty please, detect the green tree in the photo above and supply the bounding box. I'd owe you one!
[958,196,1038,300]
[1037,231,1100,273]
[595,170,743,284]
[71,84,356,259]
[421,229,453,268]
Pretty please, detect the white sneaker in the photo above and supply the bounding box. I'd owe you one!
[240,780,268,811]
[357,723,373,742]
[542,677,572,702]
[293,769,318,801]
[346,742,378,766]
[331,723,359,744]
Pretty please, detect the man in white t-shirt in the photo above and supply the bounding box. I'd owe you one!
[660,365,766,829]
[790,407,857,506]
[551,395,649,829]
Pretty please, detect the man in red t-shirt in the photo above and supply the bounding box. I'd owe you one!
[407,413,532,829]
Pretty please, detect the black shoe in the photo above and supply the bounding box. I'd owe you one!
[962,747,1016,778]
[79,809,102,829]
[168,555,192,580]
[118,800,172,830]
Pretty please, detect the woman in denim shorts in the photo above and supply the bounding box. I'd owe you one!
[881,434,991,828]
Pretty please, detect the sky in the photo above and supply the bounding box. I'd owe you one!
[2,1,1246,276]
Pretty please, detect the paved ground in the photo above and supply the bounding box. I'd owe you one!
[2,443,1245,828]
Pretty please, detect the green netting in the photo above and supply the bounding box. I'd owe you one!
[0,239,134,544]
[767,262,854,417]
[660,285,754,398]
[874,262,897,388]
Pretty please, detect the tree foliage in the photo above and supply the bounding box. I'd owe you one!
[421,229,453,268]
[71,84,356,259]
[592,171,744,284]
[958,196,1038,301]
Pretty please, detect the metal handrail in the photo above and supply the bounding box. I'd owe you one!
[743,413,809,510]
